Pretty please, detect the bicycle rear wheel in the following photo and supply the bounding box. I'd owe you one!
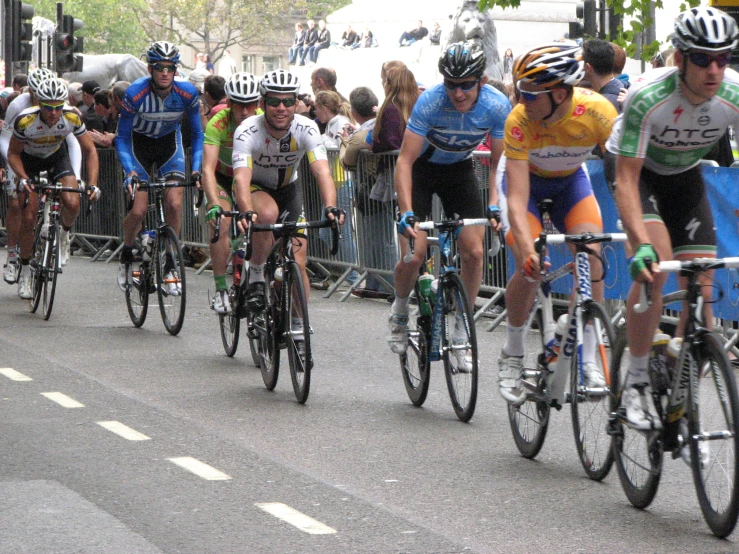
[401,304,431,407]
[155,227,186,336]
[441,273,478,422]
[126,262,150,327]
[689,332,739,538]
[284,261,311,404]
[508,308,550,458]
[219,285,240,357]
[41,224,60,320]
[29,220,45,314]
[258,254,280,389]
[570,302,615,481]
[610,328,663,509]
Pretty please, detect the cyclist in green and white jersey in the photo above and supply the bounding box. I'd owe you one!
[607,6,739,430]
[202,72,260,313]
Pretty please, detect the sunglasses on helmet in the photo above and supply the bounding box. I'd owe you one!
[264,96,297,107]
[443,79,479,92]
[688,51,731,68]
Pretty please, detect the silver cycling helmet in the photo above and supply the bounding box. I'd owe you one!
[672,6,739,52]
[225,72,260,103]
[146,41,181,64]
[259,69,301,95]
[27,68,56,95]
[35,78,69,103]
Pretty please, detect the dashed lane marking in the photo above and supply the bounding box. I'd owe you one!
[255,502,337,535]
[0,368,32,381]
[40,392,84,408]
[96,421,151,441]
[167,457,231,480]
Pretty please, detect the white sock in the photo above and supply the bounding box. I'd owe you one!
[391,295,409,314]
[503,324,525,357]
[625,352,649,387]
[583,323,596,364]
[7,246,18,262]
[249,263,265,283]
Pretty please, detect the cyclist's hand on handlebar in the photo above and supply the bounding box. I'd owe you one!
[397,210,417,239]
[124,172,138,197]
[18,178,33,195]
[324,205,346,225]
[191,171,202,190]
[236,210,256,235]
[522,253,550,282]
[487,204,502,231]
[87,185,102,202]
[629,243,659,283]
[205,204,223,229]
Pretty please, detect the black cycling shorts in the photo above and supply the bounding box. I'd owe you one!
[251,181,305,235]
[639,165,716,256]
[20,142,75,183]
[411,157,484,221]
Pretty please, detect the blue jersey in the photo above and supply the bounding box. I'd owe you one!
[407,83,510,164]
[116,76,204,173]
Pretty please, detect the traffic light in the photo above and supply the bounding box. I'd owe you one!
[569,22,584,40]
[55,14,84,73]
[12,0,35,62]
[576,0,598,38]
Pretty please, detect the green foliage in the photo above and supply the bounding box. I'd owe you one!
[292,0,352,19]
[478,0,701,61]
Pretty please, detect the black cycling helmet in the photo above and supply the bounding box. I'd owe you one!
[438,41,486,80]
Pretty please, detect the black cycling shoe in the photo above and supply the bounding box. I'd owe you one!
[246,281,266,312]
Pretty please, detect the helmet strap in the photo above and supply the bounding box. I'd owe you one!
[542,91,558,120]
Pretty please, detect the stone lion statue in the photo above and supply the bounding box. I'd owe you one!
[445,0,503,81]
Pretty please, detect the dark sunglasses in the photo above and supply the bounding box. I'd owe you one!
[443,79,479,92]
[264,96,297,107]
[40,102,64,111]
[688,51,731,68]
[151,63,176,73]
[232,100,259,109]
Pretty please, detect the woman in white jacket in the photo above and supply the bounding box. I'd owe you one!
[314,91,353,148]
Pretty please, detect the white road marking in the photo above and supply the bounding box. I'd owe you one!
[167,457,231,480]
[96,421,151,441]
[255,502,337,535]
[0,368,32,381]
[40,392,84,408]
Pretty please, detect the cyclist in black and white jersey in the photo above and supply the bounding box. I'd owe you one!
[7,78,100,299]
[608,6,739,430]
[231,70,344,343]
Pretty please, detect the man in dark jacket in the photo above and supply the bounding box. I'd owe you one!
[299,20,319,66]
[582,39,625,113]
[309,20,331,64]
[289,23,306,64]
[399,20,428,46]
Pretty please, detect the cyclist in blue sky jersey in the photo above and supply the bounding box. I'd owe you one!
[387,42,510,369]
[115,41,204,292]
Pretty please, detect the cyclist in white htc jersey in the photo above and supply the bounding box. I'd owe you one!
[607,6,739,430]
[232,70,344,339]
[0,68,82,290]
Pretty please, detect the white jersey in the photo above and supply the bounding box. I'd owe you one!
[0,93,83,179]
[232,114,327,190]
[607,67,739,175]
[13,105,86,159]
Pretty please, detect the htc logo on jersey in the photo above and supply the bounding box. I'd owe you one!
[255,152,299,165]
[652,125,721,147]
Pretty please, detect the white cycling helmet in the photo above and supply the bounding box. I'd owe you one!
[672,7,739,52]
[225,72,260,103]
[259,69,300,95]
[36,78,69,103]
[513,42,585,88]
[28,68,56,94]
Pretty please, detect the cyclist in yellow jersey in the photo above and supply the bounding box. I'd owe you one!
[496,43,618,405]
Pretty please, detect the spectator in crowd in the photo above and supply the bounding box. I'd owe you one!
[339,87,378,170]
[11,74,27,93]
[311,67,349,132]
[296,92,314,117]
[308,20,331,65]
[610,42,630,89]
[582,39,625,112]
[202,74,227,120]
[203,54,215,74]
[429,22,442,45]
[87,90,114,148]
[66,82,84,113]
[314,91,353,148]
[188,68,209,94]
[88,80,129,149]
[399,20,428,47]
[289,23,306,64]
[195,52,206,71]
[503,48,514,83]
[357,27,375,49]
[299,19,319,66]
[341,25,358,48]
[217,49,237,78]
[81,80,105,132]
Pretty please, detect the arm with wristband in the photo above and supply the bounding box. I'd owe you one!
[486,136,504,232]
[393,128,425,240]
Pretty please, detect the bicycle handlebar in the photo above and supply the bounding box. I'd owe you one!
[126,176,197,211]
[404,218,490,263]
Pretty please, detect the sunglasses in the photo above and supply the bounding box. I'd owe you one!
[515,82,552,101]
[688,51,731,69]
[232,100,259,109]
[40,102,64,111]
[151,63,177,73]
[443,79,479,92]
[264,96,297,108]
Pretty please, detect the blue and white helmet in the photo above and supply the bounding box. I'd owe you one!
[146,41,181,64]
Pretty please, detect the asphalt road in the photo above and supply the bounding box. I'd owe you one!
[1,255,737,553]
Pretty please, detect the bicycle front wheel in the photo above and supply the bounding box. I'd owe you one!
[258,254,280,389]
[690,331,739,538]
[219,285,240,357]
[570,302,615,481]
[126,262,150,327]
[29,220,45,313]
[441,272,478,422]
[610,328,663,509]
[284,261,311,403]
[41,224,60,320]
[155,227,186,335]
[401,305,431,406]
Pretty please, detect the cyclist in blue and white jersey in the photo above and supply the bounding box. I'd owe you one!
[387,42,510,367]
[115,41,204,292]
[609,7,739,430]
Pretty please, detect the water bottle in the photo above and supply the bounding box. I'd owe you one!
[140,230,155,261]
[233,246,245,285]
[650,332,671,392]
[547,314,568,369]
[417,273,434,316]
